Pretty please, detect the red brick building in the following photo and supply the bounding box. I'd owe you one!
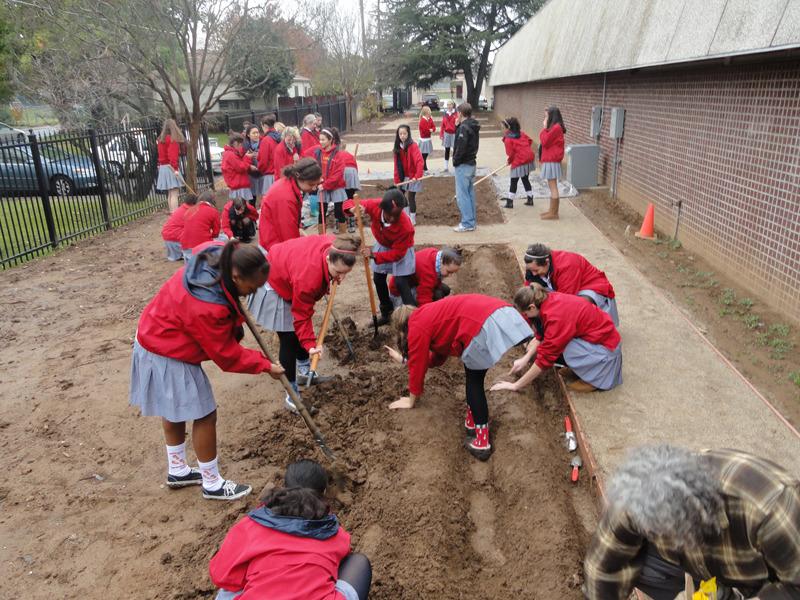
[491,0,800,323]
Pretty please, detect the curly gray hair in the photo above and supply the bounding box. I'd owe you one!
[606,445,724,548]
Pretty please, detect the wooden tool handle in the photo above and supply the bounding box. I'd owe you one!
[396,174,437,187]
[352,194,378,318]
[310,282,338,372]
[473,163,509,187]
[353,143,359,159]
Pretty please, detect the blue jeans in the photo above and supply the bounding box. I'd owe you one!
[454,163,476,229]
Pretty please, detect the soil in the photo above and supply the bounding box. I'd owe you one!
[0,217,594,598]
[360,177,504,227]
[572,190,800,427]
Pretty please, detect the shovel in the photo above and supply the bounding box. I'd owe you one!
[570,455,583,483]
[450,163,509,203]
[306,282,338,388]
[352,194,379,336]
[361,174,438,191]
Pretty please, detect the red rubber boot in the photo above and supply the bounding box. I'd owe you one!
[465,424,492,461]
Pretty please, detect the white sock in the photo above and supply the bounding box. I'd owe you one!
[410,213,416,225]
[166,442,191,477]
[198,457,223,491]
[296,358,310,376]
[444,159,448,169]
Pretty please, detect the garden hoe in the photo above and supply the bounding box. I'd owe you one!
[352,194,379,337]
[361,174,438,191]
[306,282,338,388]
[450,163,509,204]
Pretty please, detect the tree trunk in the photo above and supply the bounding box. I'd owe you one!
[463,64,479,107]
[186,119,202,192]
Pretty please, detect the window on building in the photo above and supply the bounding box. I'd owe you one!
[294,85,299,97]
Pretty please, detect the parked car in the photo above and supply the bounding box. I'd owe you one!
[478,96,489,110]
[204,137,224,174]
[0,121,26,144]
[0,145,99,196]
[421,94,440,111]
[100,133,152,178]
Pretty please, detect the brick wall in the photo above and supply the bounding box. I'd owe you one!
[494,58,800,324]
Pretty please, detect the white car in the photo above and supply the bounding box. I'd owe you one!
[204,137,224,174]
[478,96,489,110]
[0,121,27,144]
[100,133,152,178]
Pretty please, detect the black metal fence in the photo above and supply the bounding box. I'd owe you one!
[0,121,215,269]
[220,96,348,134]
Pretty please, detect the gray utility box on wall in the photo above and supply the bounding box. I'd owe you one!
[566,144,600,188]
[609,107,625,138]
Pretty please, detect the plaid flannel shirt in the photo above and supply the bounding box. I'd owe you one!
[584,449,800,600]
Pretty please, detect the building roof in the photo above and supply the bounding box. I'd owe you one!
[490,0,800,87]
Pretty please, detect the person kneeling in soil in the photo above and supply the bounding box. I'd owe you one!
[248,234,361,410]
[387,246,463,307]
[491,284,622,395]
[210,461,372,600]
[161,197,191,261]
[221,198,258,243]
[181,190,220,262]
[583,444,800,600]
[524,243,619,326]
[130,240,285,501]
[385,294,533,460]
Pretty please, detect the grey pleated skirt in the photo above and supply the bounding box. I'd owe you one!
[402,177,422,192]
[563,338,623,390]
[344,167,360,190]
[418,138,433,154]
[540,162,562,181]
[164,240,182,261]
[577,290,620,326]
[129,340,216,422]
[250,175,269,198]
[510,161,534,178]
[261,174,275,195]
[442,133,455,148]
[461,307,533,370]
[182,248,192,262]
[247,282,294,332]
[372,244,415,276]
[229,187,254,200]
[321,188,348,204]
[156,165,182,191]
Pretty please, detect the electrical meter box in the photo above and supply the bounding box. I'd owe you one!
[565,144,600,188]
[609,107,625,139]
[590,106,603,137]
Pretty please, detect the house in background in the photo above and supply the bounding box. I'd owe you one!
[176,73,313,114]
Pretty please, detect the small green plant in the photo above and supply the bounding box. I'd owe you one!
[738,297,754,309]
[789,372,800,388]
[756,332,770,346]
[669,239,682,250]
[719,288,736,306]
[676,264,689,273]
[768,338,793,360]
[742,314,761,329]
[768,323,790,338]
[657,251,668,259]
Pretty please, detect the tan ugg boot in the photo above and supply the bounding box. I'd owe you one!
[540,198,560,220]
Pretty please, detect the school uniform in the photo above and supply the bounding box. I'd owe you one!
[209,506,355,600]
[272,141,298,180]
[393,141,424,192]
[388,247,449,307]
[535,292,622,391]
[222,146,254,201]
[339,151,360,194]
[418,117,436,155]
[156,135,182,191]
[181,201,221,261]
[440,111,457,148]
[130,243,273,423]
[305,145,347,205]
[244,138,268,199]
[161,203,189,261]
[503,131,535,178]
[221,201,258,242]
[258,176,303,252]
[300,127,320,153]
[257,130,282,195]
[539,124,565,181]
[525,250,618,325]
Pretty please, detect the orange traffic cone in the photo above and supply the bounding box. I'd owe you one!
[635,203,657,240]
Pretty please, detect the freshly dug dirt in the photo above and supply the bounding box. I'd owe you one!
[360,177,504,227]
[0,218,593,598]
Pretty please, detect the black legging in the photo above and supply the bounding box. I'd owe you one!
[509,175,532,195]
[317,200,346,224]
[338,553,372,600]
[444,147,451,161]
[465,367,489,425]
[277,331,309,383]
[374,272,415,307]
[422,153,429,171]
[406,191,417,214]
[345,188,357,199]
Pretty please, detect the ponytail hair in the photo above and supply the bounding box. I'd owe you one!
[260,486,330,521]
[205,240,270,310]
[328,234,362,268]
[502,117,521,134]
[380,187,407,211]
[440,245,463,266]
[283,157,322,182]
[514,284,548,312]
[391,305,416,359]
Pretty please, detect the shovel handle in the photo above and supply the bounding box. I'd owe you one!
[310,282,338,373]
[353,194,378,320]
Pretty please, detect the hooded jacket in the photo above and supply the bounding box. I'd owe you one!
[452,117,480,167]
[525,250,615,299]
[539,123,565,163]
[342,198,415,265]
[257,129,283,176]
[161,203,189,242]
[273,140,298,180]
[393,141,424,184]
[258,176,304,251]
[157,135,180,170]
[209,506,351,600]
[503,131,535,168]
[180,201,221,250]
[221,200,258,239]
[388,247,442,305]
[221,145,252,191]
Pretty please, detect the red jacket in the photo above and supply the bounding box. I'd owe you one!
[525,250,615,298]
[388,247,441,305]
[273,141,298,180]
[406,294,512,396]
[267,235,335,351]
[221,200,258,239]
[259,176,303,251]
[534,292,620,370]
[157,136,180,170]
[343,198,414,265]
[209,507,351,600]
[339,150,358,170]
[136,243,272,374]
[440,111,457,137]
[300,128,319,153]
[503,132,535,168]
[418,117,436,139]
[222,146,252,191]
[393,142,424,183]
[161,203,189,242]
[181,202,220,250]
[257,130,282,176]
[305,145,346,191]
[539,124,565,163]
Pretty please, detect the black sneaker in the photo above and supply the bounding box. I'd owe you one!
[296,373,335,386]
[166,467,202,489]
[202,480,252,501]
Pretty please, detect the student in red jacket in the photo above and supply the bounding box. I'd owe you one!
[181,190,221,261]
[491,285,622,395]
[273,126,301,181]
[248,234,362,410]
[388,246,462,306]
[539,106,566,220]
[259,158,322,252]
[305,127,348,235]
[501,117,535,209]
[343,189,416,323]
[130,241,285,501]
[418,105,436,172]
[209,468,372,600]
[393,125,424,225]
[339,143,360,233]
[300,113,319,151]
[440,100,457,172]
[221,198,258,243]
[257,113,282,198]
[156,119,185,213]
[161,199,190,261]
[523,243,618,325]
[222,132,256,205]
[386,294,533,460]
